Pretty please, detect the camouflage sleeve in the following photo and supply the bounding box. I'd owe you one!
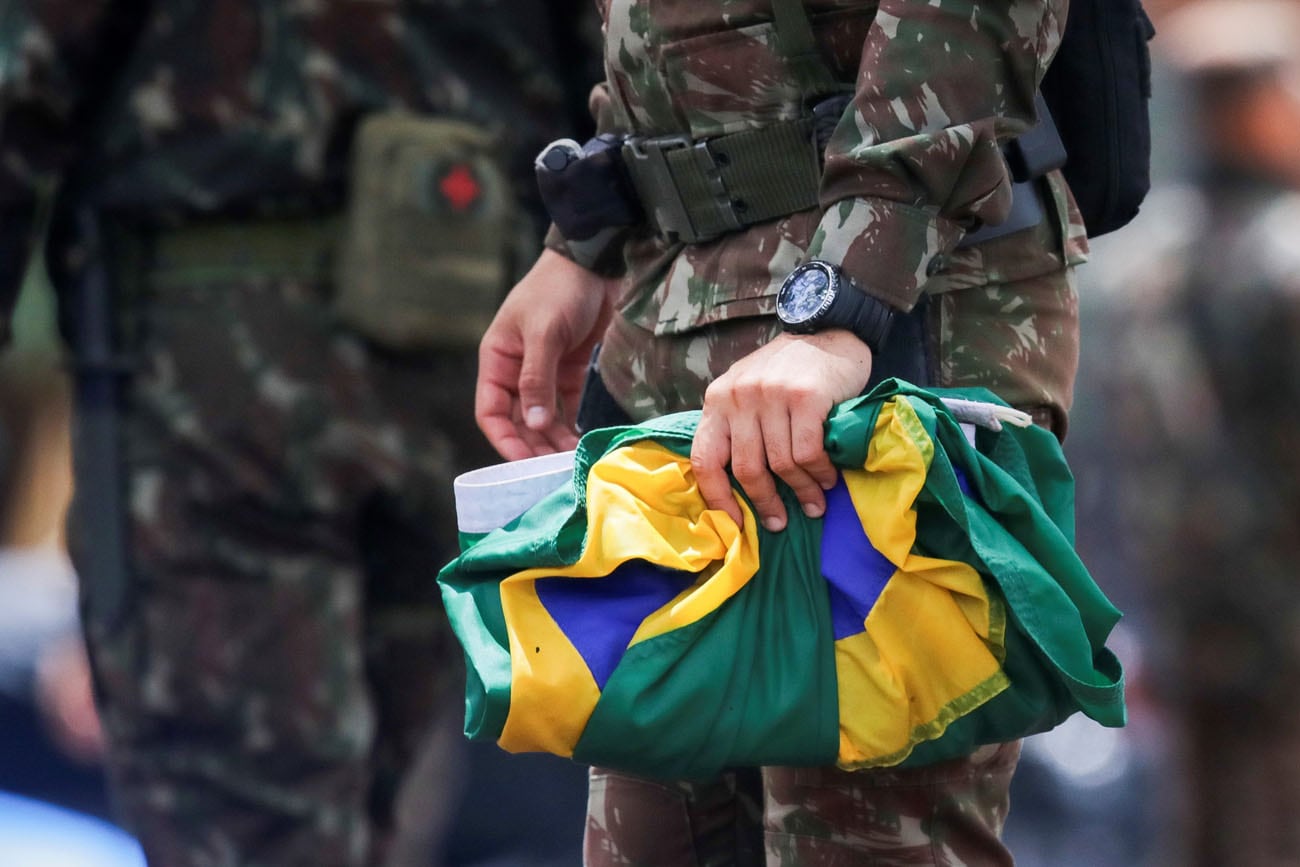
[542,81,630,277]
[809,0,1068,312]
[0,0,131,345]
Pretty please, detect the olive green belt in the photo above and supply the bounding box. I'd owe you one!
[114,215,345,289]
[622,121,1050,250]
[622,118,822,245]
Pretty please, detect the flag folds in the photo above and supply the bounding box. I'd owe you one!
[439,381,1125,781]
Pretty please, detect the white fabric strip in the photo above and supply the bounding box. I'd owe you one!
[454,450,576,534]
[939,397,1034,431]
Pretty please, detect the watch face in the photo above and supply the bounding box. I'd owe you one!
[777,265,835,327]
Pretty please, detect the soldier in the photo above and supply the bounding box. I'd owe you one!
[478,0,1094,863]
[1108,2,1300,863]
[0,2,596,865]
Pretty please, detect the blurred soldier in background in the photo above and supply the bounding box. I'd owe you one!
[1098,1,1300,862]
[0,3,595,865]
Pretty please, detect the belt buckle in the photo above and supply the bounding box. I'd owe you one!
[624,134,699,243]
[624,132,692,159]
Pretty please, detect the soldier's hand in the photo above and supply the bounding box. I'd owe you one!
[476,249,617,461]
[691,330,873,532]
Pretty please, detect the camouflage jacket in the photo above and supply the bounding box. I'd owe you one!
[0,0,598,345]
[551,0,1085,365]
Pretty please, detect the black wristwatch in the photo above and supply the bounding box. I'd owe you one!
[775,260,895,352]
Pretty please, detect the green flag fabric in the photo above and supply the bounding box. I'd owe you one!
[438,380,1125,781]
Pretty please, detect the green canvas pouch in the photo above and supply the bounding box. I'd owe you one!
[334,113,520,350]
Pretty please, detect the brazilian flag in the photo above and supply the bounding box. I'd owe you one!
[439,380,1125,781]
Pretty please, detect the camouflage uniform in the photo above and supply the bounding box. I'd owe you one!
[0,2,592,865]
[547,0,1088,862]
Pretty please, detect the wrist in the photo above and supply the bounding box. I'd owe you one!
[781,327,873,359]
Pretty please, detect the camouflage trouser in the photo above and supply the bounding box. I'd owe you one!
[589,216,1078,864]
[67,219,496,867]
[587,743,1021,866]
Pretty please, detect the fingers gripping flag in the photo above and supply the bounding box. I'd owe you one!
[439,381,1125,781]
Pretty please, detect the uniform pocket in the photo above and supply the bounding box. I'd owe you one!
[334,113,525,351]
[655,6,872,139]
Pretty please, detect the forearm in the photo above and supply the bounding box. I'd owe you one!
[813,0,1069,311]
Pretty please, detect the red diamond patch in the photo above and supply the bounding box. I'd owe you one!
[439,163,481,212]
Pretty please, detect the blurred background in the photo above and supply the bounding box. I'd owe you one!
[4,0,1299,864]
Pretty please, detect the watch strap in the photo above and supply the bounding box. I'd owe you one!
[833,280,894,353]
